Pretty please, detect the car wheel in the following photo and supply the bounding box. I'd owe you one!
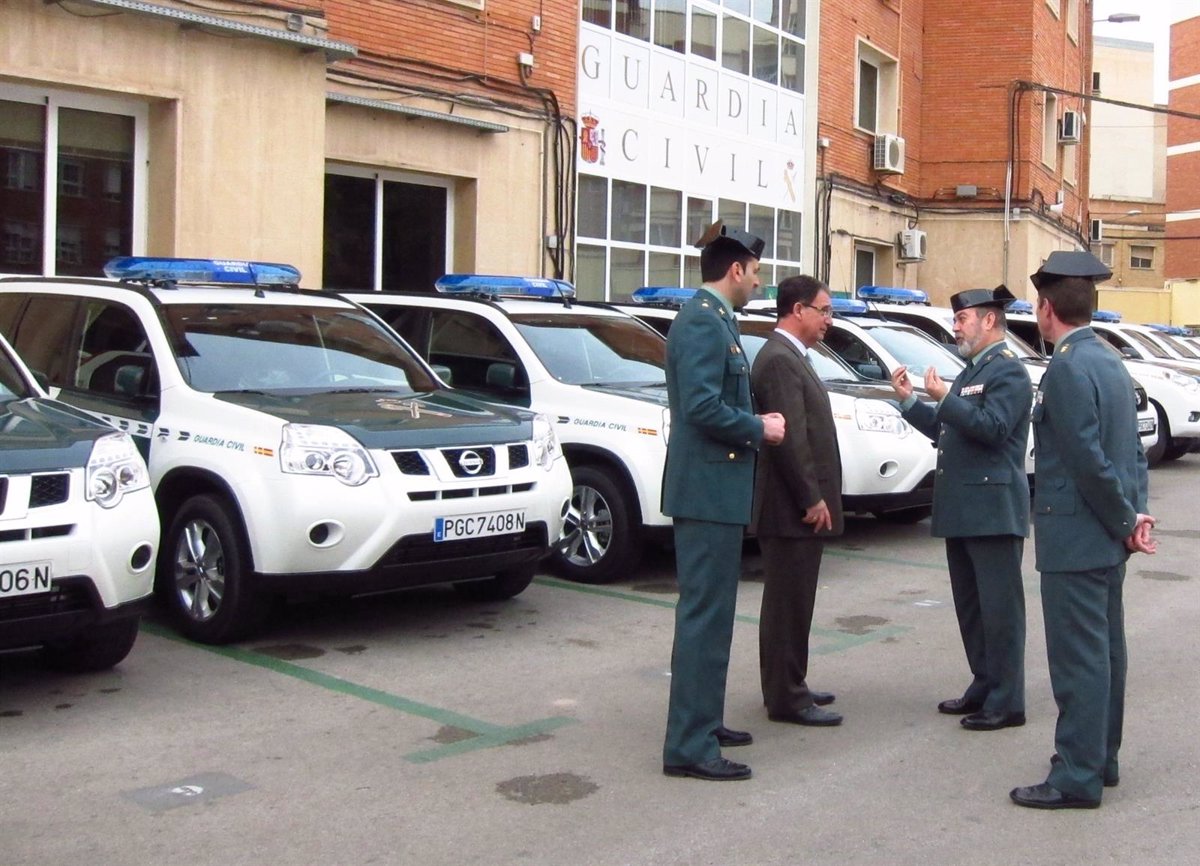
[1162,440,1190,461]
[42,617,141,673]
[160,494,265,644]
[453,565,536,602]
[555,464,641,584]
[1144,404,1167,468]
[873,505,933,524]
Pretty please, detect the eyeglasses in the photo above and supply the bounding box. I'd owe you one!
[802,304,834,318]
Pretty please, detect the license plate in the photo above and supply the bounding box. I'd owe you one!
[0,561,52,598]
[1138,418,1156,434]
[434,510,526,542]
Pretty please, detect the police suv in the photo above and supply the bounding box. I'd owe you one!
[343,277,673,583]
[619,288,937,522]
[1,332,158,670]
[0,259,571,643]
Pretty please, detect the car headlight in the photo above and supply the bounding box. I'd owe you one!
[531,412,560,471]
[86,432,150,509]
[280,424,378,486]
[855,399,911,437]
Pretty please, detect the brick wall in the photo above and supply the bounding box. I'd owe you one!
[325,0,578,116]
[1167,16,1200,279]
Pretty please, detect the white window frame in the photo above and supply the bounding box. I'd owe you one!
[1066,0,1079,42]
[855,40,899,136]
[854,242,877,289]
[324,163,455,292]
[1041,93,1058,170]
[1,82,148,276]
[1045,0,1060,17]
[1129,245,1154,270]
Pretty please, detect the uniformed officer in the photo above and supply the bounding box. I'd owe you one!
[890,285,1033,731]
[1010,251,1156,810]
[661,221,785,782]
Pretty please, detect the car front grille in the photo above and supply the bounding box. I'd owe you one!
[407,482,535,502]
[0,581,92,622]
[392,451,431,475]
[508,444,529,469]
[0,525,74,544]
[442,447,496,478]
[30,473,70,508]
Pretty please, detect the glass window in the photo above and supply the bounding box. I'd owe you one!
[578,175,609,239]
[781,38,804,93]
[576,244,607,301]
[780,0,804,36]
[686,197,713,246]
[583,0,612,27]
[777,210,801,261]
[718,199,746,231]
[323,174,375,292]
[511,312,666,385]
[854,245,875,289]
[612,180,647,243]
[748,204,774,258]
[691,7,717,60]
[383,181,446,292]
[858,59,878,131]
[654,0,687,52]
[649,187,682,247]
[684,255,702,287]
[425,309,527,397]
[725,0,752,15]
[752,0,779,26]
[722,15,750,74]
[648,251,681,288]
[616,0,651,41]
[752,27,779,84]
[1130,246,1154,269]
[8,294,79,385]
[75,300,157,398]
[611,247,646,298]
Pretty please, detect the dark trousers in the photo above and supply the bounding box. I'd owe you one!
[1042,564,1127,801]
[663,518,745,767]
[758,535,824,715]
[945,535,1026,713]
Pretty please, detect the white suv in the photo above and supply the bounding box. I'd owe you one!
[344,278,674,583]
[0,259,571,643]
[1,332,158,670]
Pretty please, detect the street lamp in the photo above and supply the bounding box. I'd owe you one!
[1094,13,1141,23]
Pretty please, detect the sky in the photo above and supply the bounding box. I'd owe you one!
[1092,0,1200,102]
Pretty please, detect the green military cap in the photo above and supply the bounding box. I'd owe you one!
[1030,250,1112,290]
[951,284,1016,313]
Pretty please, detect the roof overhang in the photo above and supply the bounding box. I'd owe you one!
[326,92,509,134]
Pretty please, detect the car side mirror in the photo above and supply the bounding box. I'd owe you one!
[857,363,885,380]
[1119,346,1137,359]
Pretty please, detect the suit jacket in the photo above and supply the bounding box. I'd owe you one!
[901,340,1032,539]
[661,290,763,525]
[749,332,844,538]
[1032,327,1149,572]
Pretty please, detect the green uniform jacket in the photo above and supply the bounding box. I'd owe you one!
[900,341,1032,538]
[662,290,763,525]
[1032,327,1149,572]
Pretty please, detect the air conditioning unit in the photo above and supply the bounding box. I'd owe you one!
[897,228,927,262]
[1089,218,1104,243]
[873,133,906,174]
[1059,110,1082,143]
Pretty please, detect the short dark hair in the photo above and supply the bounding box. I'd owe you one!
[971,306,1008,331]
[700,238,756,282]
[775,275,827,319]
[1037,276,1096,326]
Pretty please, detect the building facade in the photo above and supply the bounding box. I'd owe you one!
[1167,14,1200,283]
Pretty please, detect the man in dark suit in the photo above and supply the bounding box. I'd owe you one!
[750,275,844,727]
[891,285,1033,731]
[661,222,786,782]
[1010,251,1156,810]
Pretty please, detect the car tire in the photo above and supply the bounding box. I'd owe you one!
[1144,404,1167,468]
[453,565,536,602]
[42,617,141,673]
[159,494,266,644]
[555,464,641,584]
[1162,439,1190,461]
[873,505,933,524]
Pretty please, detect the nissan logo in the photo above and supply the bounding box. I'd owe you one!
[458,450,484,475]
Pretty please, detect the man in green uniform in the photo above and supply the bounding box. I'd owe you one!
[891,285,1033,731]
[661,222,786,782]
[1010,251,1156,810]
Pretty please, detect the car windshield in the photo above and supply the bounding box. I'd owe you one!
[512,313,666,385]
[737,318,864,382]
[861,323,966,378]
[1118,328,1171,359]
[161,304,438,393]
[1154,332,1200,360]
[1,343,32,402]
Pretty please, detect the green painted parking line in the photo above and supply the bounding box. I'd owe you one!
[532,578,914,648]
[140,621,577,763]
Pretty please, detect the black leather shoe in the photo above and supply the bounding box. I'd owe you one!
[1010,782,1100,810]
[713,725,753,747]
[769,705,843,726]
[1050,754,1119,787]
[960,710,1026,730]
[663,757,752,781]
[937,697,984,715]
[810,691,836,706]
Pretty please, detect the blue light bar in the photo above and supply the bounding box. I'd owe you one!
[857,285,930,304]
[1147,323,1191,336]
[104,257,300,285]
[1006,299,1034,314]
[435,274,576,298]
[1092,309,1122,323]
[832,297,870,315]
[631,287,697,305]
